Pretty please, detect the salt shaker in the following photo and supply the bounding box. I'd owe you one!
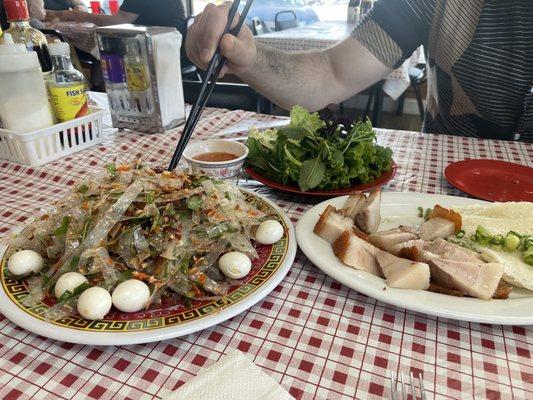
[0,33,54,132]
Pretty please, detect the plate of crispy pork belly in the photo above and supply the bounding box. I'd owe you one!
[296,190,533,325]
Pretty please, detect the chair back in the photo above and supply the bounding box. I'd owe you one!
[39,28,66,43]
[182,80,264,113]
[274,10,298,31]
[251,17,264,36]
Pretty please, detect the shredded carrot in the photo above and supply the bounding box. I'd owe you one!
[132,271,151,281]
[117,164,131,172]
[198,274,207,285]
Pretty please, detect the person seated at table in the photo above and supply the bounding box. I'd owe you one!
[44,0,187,39]
[44,0,87,12]
[186,1,533,142]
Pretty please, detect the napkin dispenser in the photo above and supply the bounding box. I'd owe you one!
[95,24,185,133]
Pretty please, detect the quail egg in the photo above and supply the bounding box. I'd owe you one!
[111,279,150,313]
[77,286,112,320]
[218,251,252,279]
[255,220,284,245]
[54,272,88,299]
[8,250,44,276]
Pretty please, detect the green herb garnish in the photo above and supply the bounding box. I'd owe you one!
[187,196,203,211]
[53,216,71,237]
[56,282,90,303]
[106,163,117,176]
[245,105,393,192]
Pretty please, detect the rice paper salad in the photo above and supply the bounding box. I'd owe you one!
[3,161,281,321]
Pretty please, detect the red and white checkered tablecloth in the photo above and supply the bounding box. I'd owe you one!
[0,108,532,400]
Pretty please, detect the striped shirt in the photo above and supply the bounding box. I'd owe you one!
[352,0,533,142]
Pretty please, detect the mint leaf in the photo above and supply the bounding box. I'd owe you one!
[298,157,326,192]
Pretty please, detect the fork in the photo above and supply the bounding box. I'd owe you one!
[389,371,427,400]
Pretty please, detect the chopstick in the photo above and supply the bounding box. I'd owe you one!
[168,0,254,171]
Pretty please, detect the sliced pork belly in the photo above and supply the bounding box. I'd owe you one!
[343,192,367,220]
[391,239,424,260]
[314,205,354,244]
[332,230,382,276]
[424,238,483,263]
[419,217,455,241]
[355,189,381,234]
[368,229,419,251]
[429,258,503,300]
[376,250,430,290]
[398,225,420,235]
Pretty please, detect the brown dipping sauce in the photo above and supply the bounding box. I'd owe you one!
[193,152,238,162]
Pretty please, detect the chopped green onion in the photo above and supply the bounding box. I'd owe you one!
[455,230,465,239]
[53,216,71,237]
[417,206,424,218]
[187,196,203,211]
[145,191,156,204]
[57,282,90,303]
[78,185,89,194]
[490,234,505,245]
[504,233,520,252]
[116,270,134,283]
[523,247,533,266]
[106,163,117,176]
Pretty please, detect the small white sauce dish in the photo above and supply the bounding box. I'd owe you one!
[182,139,249,179]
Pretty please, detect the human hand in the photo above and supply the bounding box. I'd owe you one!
[185,2,256,76]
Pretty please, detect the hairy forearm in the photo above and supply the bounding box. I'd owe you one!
[77,13,124,25]
[238,43,340,111]
[237,39,390,111]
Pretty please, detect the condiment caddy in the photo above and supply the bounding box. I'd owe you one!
[0,8,104,167]
[0,107,105,167]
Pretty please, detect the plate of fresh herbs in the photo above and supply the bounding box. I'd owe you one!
[244,106,396,196]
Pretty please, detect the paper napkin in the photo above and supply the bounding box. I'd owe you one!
[165,349,294,400]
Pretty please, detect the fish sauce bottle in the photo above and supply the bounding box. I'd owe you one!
[47,40,89,122]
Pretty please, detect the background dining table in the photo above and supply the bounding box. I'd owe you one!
[0,104,532,400]
[43,21,99,58]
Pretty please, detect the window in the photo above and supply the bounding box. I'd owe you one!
[191,0,351,27]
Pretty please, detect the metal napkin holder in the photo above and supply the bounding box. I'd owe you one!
[96,24,185,133]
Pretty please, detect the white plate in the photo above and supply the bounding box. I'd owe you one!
[0,190,297,345]
[296,192,533,325]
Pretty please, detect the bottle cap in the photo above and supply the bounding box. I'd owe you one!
[48,40,71,56]
[0,33,41,72]
[4,0,30,21]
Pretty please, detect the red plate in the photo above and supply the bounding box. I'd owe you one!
[244,161,397,197]
[444,159,533,202]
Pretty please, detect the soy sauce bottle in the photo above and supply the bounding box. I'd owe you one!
[1,0,52,74]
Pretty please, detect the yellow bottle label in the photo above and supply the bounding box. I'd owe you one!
[125,64,149,91]
[49,83,89,122]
